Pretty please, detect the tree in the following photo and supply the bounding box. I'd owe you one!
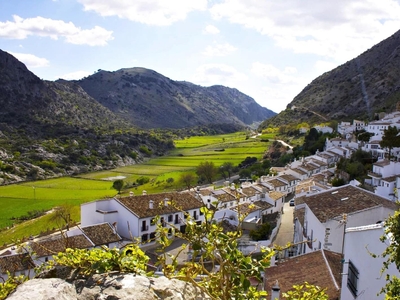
[380,126,400,159]
[166,177,174,186]
[220,162,234,179]
[112,179,124,194]
[378,209,400,297]
[50,204,73,231]
[196,161,217,184]
[179,172,197,191]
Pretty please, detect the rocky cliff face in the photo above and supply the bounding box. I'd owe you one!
[7,274,210,300]
[74,67,276,129]
[259,29,400,129]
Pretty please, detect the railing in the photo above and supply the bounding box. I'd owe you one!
[368,171,382,178]
[174,220,181,225]
[193,215,199,220]
[141,225,149,232]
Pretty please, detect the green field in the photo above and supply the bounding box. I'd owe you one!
[0,132,272,246]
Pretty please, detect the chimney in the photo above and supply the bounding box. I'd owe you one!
[112,222,117,234]
[271,280,280,300]
[164,198,169,207]
[149,200,154,209]
[142,190,147,196]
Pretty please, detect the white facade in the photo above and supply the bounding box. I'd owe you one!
[341,223,399,299]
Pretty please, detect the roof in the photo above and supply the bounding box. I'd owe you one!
[264,250,342,300]
[80,223,122,246]
[279,174,299,182]
[241,185,261,197]
[265,178,287,187]
[291,168,307,175]
[382,175,398,183]
[0,253,35,273]
[31,234,93,257]
[296,185,398,223]
[117,192,203,218]
[373,160,390,167]
[269,191,285,201]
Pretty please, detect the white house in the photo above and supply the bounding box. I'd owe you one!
[293,185,397,256]
[341,223,399,299]
[81,192,204,245]
[313,125,334,134]
[368,159,400,200]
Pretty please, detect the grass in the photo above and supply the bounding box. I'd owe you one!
[0,131,271,246]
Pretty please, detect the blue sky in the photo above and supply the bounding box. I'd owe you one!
[1,0,400,113]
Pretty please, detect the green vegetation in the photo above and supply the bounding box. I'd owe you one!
[0,132,271,246]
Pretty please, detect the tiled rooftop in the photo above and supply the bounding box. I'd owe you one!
[269,191,285,201]
[31,234,93,257]
[117,192,203,218]
[296,185,398,223]
[291,168,307,175]
[279,174,299,182]
[265,178,287,187]
[373,160,390,167]
[0,253,35,273]
[80,223,122,246]
[265,250,342,300]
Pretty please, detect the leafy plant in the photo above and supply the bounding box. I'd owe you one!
[0,273,27,300]
[282,282,328,299]
[155,205,273,300]
[39,244,149,277]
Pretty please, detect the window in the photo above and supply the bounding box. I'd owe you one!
[347,260,359,297]
[141,234,148,242]
[168,214,173,222]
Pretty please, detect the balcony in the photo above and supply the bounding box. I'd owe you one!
[368,171,382,178]
[174,220,181,225]
[193,215,199,220]
[141,225,149,232]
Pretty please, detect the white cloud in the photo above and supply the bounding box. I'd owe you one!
[9,52,50,68]
[251,62,311,112]
[192,64,248,87]
[203,25,220,34]
[78,0,208,26]
[0,15,113,46]
[314,60,339,75]
[202,42,236,57]
[56,70,92,80]
[210,0,400,62]
[251,62,298,85]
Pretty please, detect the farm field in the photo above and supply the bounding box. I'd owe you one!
[0,131,272,246]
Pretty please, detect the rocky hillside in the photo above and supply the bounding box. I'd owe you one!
[73,67,275,129]
[0,50,174,184]
[259,29,400,129]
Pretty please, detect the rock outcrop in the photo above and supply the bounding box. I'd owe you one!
[7,274,210,300]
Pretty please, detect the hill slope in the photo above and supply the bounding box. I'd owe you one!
[0,50,173,184]
[260,29,400,129]
[74,67,276,129]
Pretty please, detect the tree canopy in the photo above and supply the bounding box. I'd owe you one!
[380,126,400,159]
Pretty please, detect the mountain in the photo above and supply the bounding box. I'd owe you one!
[73,67,275,129]
[0,50,173,184]
[259,29,400,129]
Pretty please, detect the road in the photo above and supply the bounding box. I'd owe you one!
[273,202,294,247]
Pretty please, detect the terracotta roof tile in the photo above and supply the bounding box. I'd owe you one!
[265,250,342,299]
[31,234,93,257]
[269,191,285,201]
[279,174,299,182]
[0,253,35,273]
[302,185,398,223]
[81,223,122,246]
[117,192,203,219]
[266,178,287,187]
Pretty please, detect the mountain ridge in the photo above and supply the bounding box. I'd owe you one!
[259,29,400,129]
[72,67,275,129]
